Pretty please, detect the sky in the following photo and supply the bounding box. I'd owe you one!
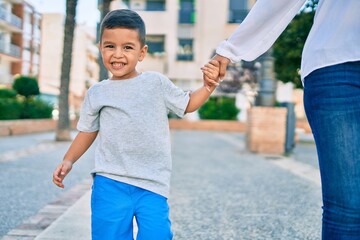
[25,0,100,27]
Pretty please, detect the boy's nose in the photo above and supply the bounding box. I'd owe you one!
[114,48,124,58]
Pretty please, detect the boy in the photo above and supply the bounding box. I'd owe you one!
[53,9,219,240]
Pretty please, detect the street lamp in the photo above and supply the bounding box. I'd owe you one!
[255,48,276,106]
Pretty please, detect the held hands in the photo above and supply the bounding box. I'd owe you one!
[52,160,73,188]
[212,54,230,80]
[201,54,231,92]
[201,59,221,92]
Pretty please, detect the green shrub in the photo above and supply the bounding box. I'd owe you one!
[198,96,240,120]
[0,98,22,120]
[21,99,53,119]
[0,88,17,99]
[12,75,40,98]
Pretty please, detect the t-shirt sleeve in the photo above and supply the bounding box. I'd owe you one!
[159,74,190,118]
[77,89,100,132]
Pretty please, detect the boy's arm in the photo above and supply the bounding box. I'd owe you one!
[185,60,219,113]
[185,85,216,113]
[53,131,98,188]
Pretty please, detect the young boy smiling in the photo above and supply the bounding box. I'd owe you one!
[53,9,219,240]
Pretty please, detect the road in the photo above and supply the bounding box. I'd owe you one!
[1,130,322,239]
[0,132,94,237]
[169,131,321,240]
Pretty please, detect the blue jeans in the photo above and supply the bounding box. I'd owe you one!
[304,61,360,239]
[91,175,173,240]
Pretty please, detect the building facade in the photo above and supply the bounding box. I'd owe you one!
[104,0,255,90]
[0,0,40,87]
[39,13,99,116]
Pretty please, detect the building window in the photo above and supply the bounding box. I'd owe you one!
[23,37,31,51]
[146,35,165,54]
[177,38,193,61]
[21,61,31,75]
[122,0,165,11]
[228,0,248,23]
[179,0,195,24]
[0,3,7,21]
[32,64,39,76]
[146,0,165,11]
[32,42,40,54]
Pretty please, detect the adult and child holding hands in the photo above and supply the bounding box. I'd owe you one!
[53,1,360,239]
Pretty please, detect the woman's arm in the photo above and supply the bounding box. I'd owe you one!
[216,0,306,63]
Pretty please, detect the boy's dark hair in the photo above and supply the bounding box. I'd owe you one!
[100,9,146,46]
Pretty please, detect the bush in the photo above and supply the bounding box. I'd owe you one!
[0,77,53,119]
[0,98,22,120]
[21,99,53,119]
[12,75,40,98]
[0,89,17,99]
[198,96,239,120]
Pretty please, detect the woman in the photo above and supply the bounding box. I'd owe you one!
[212,0,360,238]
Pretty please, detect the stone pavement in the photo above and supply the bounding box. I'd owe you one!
[1,130,322,240]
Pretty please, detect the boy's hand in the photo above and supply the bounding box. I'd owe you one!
[201,59,220,91]
[52,160,73,188]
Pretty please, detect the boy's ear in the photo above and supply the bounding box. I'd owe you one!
[138,45,148,62]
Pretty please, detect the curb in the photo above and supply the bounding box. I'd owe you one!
[1,178,92,240]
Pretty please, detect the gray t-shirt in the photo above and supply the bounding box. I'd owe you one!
[77,71,190,198]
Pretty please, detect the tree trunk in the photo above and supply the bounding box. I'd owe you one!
[56,0,78,141]
[98,0,112,81]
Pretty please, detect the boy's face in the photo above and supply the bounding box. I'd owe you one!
[100,28,147,80]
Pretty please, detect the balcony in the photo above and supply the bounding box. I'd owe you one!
[0,40,21,60]
[0,8,22,32]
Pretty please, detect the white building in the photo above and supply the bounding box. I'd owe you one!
[106,0,255,90]
[0,0,40,87]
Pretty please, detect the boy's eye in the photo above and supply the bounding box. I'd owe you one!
[105,45,114,48]
[124,46,133,50]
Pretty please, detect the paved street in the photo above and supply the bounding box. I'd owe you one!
[1,130,322,240]
[0,132,94,237]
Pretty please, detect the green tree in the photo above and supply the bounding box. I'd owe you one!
[10,76,52,119]
[12,75,40,119]
[56,0,78,141]
[12,75,40,98]
[273,1,317,88]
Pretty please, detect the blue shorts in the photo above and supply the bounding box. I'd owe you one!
[91,175,173,240]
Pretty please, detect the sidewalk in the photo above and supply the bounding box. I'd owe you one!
[2,130,321,240]
[35,191,91,240]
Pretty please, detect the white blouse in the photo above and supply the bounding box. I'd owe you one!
[216,0,360,80]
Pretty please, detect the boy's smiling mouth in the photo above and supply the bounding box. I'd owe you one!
[111,62,126,69]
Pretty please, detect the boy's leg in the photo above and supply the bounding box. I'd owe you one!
[91,175,134,240]
[134,189,173,240]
